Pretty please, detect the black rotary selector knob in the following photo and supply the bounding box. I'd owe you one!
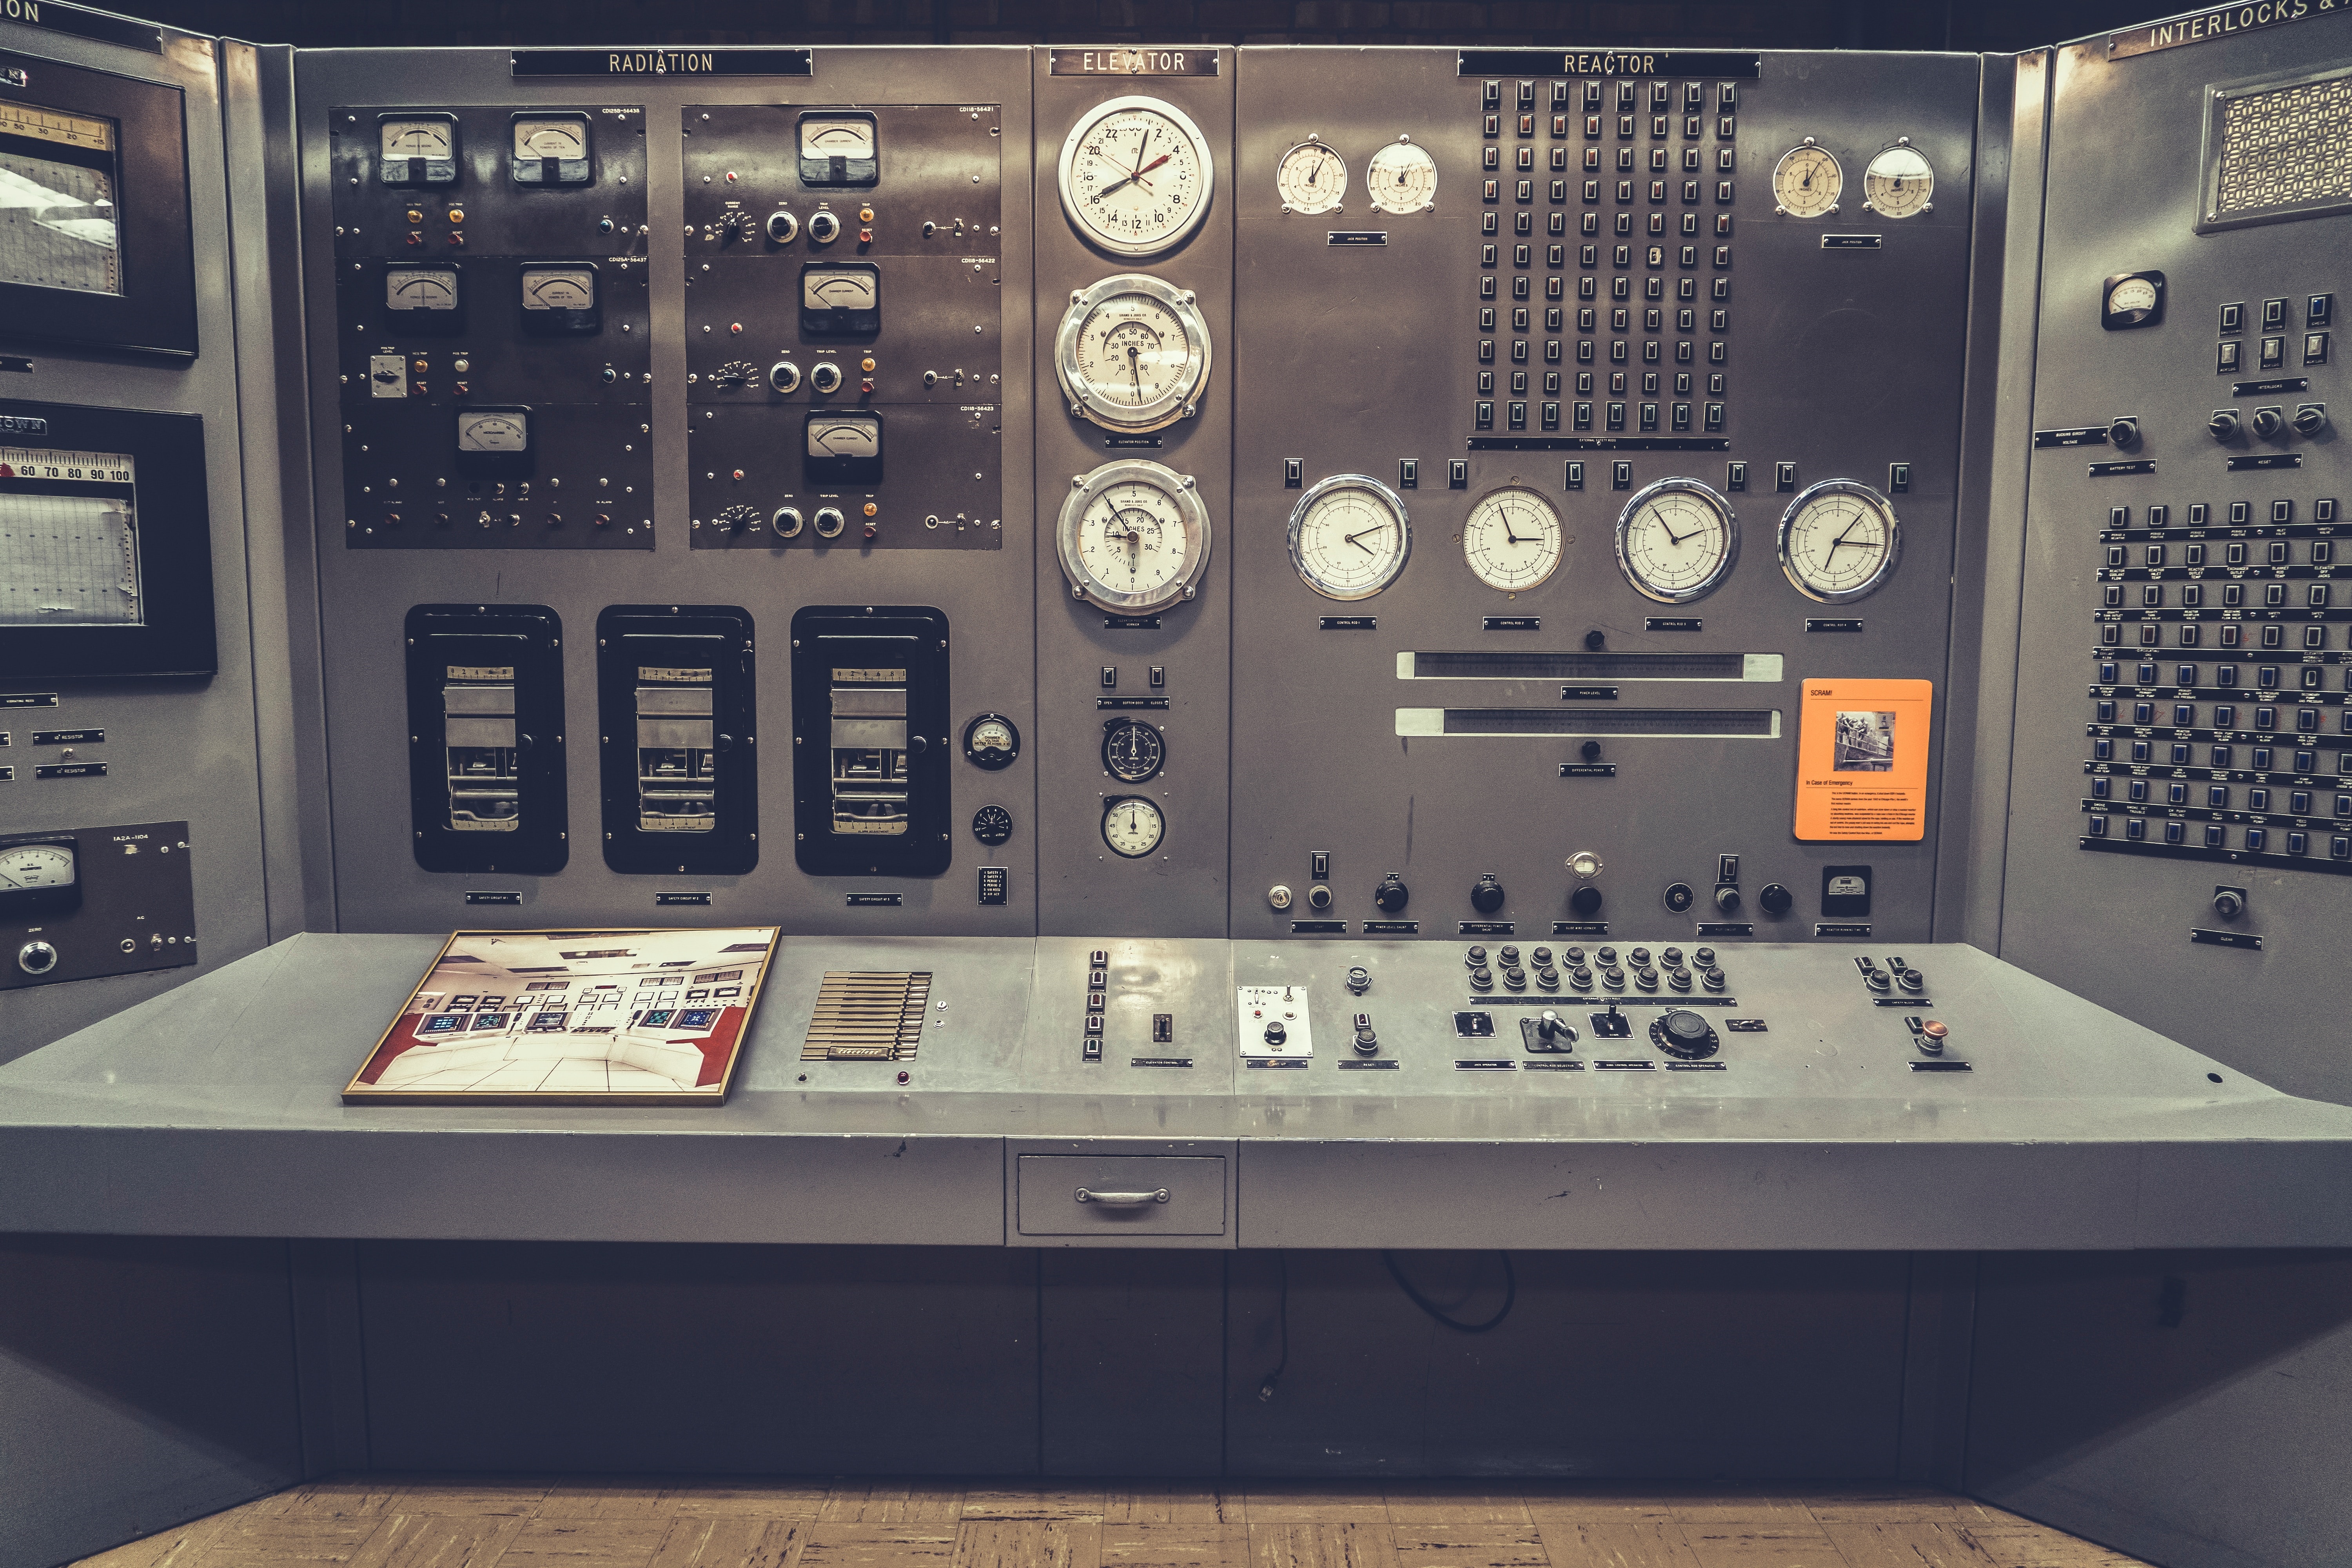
[1758,882,1793,916]
[1714,885,1742,914]
[1570,884,1603,917]
[1374,874,1410,913]
[1663,881,1695,913]
[2209,408,2241,442]
[1264,1022,1287,1045]
[1653,1008,1719,1060]
[2107,416,2139,449]
[2253,406,2285,438]
[1471,873,1506,913]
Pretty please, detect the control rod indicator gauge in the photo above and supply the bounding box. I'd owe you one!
[1102,795,1166,858]
[1615,477,1738,603]
[1777,479,1901,604]
[1462,485,1563,592]
[1862,140,1933,218]
[1055,274,1212,433]
[1058,95,1215,258]
[1772,139,1842,218]
[1102,717,1166,783]
[1057,458,1214,615]
[1276,137,1346,214]
[1366,136,1437,214]
[1289,475,1410,601]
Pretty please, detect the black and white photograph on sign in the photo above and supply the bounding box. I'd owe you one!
[1833,710,1896,772]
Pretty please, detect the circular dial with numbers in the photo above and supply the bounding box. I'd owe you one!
[1863,142,1933,218]
[1777,479,1902,603]
[1276,138,1347,214]
[1615,478,1739,603]
[1772,140,1843,218]
[0,842,76,889]
[1462,486,1563,592]
[1102,717,1166,783]
[971,804,1014,846]
[1056,459,1214,615]
[1058,96,1215,258]
[1366,138,1437,214]
[1102,796,1166,858]
[1055,274,1212,433]
[1288,474,1410,601]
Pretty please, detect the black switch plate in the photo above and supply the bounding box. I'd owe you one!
[1822,863,1872,918]
[978,866,1007,905]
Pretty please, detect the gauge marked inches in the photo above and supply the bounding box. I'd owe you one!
[1463,486,1563,592]
[1863,142,1933,218]
[1773,141,1842,218]
[1289,475,1410,600]
[1058,96,1215,257]
[1056,275,1211,432]
[1778,479,1902,603]
[1057,459,1213,615]
[1276,139,1347,214]
[1103,795,1166,858]
[1615,478,1738,603]
[1367,137,1438,214]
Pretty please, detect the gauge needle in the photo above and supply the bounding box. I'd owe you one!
[1825,518,1864,554]
[1344,523,1386,555]
[1127,343,1142,402]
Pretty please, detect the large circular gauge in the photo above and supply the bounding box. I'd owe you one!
[1057,95,1216,258]
[1055,274,1212,434]
[1102,717,1166,783]
[1289,474,1410,601]
[1863,141,1933,219]
[1102,796,1166,858]
[1057,459,1214,615]
[1366,137,1437,214]
[1777,479,1902,604]
[1772,140,1842,218]
[1615,478,1738,603]
[1276,137,1346,215]
[1462,486,1563,592]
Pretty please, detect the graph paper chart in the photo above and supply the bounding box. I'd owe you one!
[0,446,142,626]
[0,100,121,297]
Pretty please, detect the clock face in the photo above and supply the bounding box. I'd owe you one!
[1057,96,1216,257]
[1462,486,1563,592]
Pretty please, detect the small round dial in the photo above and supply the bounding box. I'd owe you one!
[1102,718,1166,783]
[1055,274,1212,433]
[962,713,1020,769]
[1615,478,1738,603]
[2107,276,2159,317]
[1058,96,1216,258]
[1057,459,1214,615]
[1772,140,1842,218]
[1462,486,1563,592]
[1276,138,1346,214]
[1777,479,1902,604]
[971,804,1014,846]
[1288,475,1410,601]
[1365,138,1437,214]
[1863,142,1933,218]
[1102,796,1165,858]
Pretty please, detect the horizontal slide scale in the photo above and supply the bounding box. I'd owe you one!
[1396,707,1782,738]
[1399,651,1781,682]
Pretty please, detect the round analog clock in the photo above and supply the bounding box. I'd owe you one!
[1057,96,1216,258]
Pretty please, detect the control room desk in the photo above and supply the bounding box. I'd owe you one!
[4,933,2350,1251]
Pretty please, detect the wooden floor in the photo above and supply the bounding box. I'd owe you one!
[76,1479,2152,1568]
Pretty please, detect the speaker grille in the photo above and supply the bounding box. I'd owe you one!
[2203,66,2352,230]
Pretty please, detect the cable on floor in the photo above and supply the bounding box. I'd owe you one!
[1383,1249,1517,1333]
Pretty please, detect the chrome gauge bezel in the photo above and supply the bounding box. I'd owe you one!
[1054,272,1213,434]
[1776,478,1903,605]
[1101,795,1166,858]
[1771,139,1843,219]
[1861,140,1934,219]
[1286,473,1412,601]
[1275,137,1347,215]
[1613,476,1739,604]
[1056,458,1215,615]
[1056,94,1217,259]
[1365,136,1438,214]
[1461,484,1565,593]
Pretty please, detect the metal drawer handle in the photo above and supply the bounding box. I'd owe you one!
[1074,1187,1169,1206]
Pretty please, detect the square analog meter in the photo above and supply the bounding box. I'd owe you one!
[378,114,458,186]
[798,112,878,187]
[511,113,593,185]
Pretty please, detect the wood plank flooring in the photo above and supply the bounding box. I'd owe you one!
[74,1480,2152,1568]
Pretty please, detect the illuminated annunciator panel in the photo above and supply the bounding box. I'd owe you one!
[595,606,757,875]
[403,604,566,874]
[791,606,952,877]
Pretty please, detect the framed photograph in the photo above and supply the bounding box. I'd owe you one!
[343,926,780,1105]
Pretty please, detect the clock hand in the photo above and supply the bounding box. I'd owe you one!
[1127,343,1142,403]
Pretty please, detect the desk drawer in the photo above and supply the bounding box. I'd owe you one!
[1014,1154,1227,1237]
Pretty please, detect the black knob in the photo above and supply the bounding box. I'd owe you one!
[2209,408,2241,442]
[1654,1008,1719,1060]
[765,209,800,243]
[1499,945,1520,965]
[1570,884,1603,917]
[2253,405,2285,438]
[1471,873,1506,913]
[1601,966,1625,989]
[1469,967,1493,990]
[1634,967,1659,990]
[1532,947,1553,964]
[1263,1021,1287,1045]
[1668,969,1693,991]
[1584,629,1606,651]
[1702,966,1726,991]
[1597,946,1617,964]
[2294,403,2329,436]
[1307,884,1333,911]
[1899,969,1926,991]
[1663,882,1695,913]
[2107,416,2138,449]
[1374,874,1410,913]
[1570,966,1593,989]
[1714,885,1742,914]
[1581,739,1603,762]
[1345,965,1370,995]
[1758,882,1793,916]
[1694,946,1715,965]
[2213,887,2245,919]
[1867,969,1892,990]
[1465,946,1488,966]
[1535,967,1559,988]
